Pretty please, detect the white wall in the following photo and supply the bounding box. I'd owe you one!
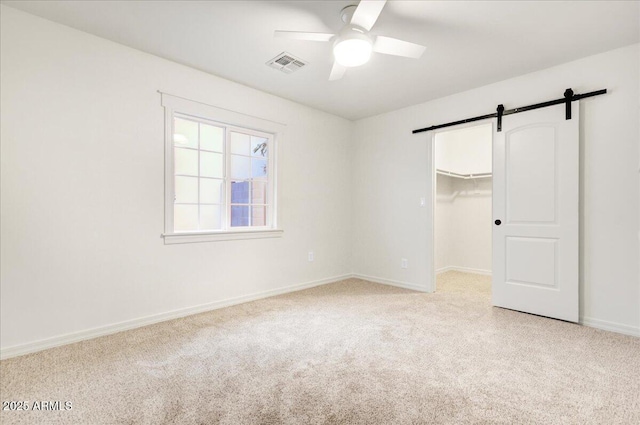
[435,123,492,175]
[352,44,640,335]
[435,174,454,271]
[436,175,492,274]
[0,6,353,353]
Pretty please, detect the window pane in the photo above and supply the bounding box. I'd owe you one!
[251,137,268,158]
[201,124,223,152]
[200,178,223,204]
[231,155,251,179]
[174,204,198,231]
[231,205,250,227]
[175,176,198,203]
[230,132,251,155]
[252,206,267,226]
[231,181,250,204]
[174,117,198,149]
[251,181,267,204]
[200,205,222,230]
[200,151,223,178]
[175,148,198,176]
[251,158,268,179]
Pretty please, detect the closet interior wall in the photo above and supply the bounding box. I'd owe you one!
[435,124,493,276]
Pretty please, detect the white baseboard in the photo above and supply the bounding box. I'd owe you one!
[4,274,635,360]
[351,273,430,293]
[436,266,492,276]
[0,274,351,360]
[580,316,640,337]
[436,266,456,274]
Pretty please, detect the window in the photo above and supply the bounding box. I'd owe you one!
[161,93,282,243]
[172,116,272,231]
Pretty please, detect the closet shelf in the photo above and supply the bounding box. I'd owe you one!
[436,169,492,179]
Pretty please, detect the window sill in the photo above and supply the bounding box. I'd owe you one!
[162,229,283,244]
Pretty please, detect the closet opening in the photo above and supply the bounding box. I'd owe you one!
[433,122,493,292]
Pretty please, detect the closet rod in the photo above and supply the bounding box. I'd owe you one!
[412,88,607,134]
[436,169,492,180]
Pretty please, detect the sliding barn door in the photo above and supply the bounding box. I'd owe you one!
[492,103,579,322]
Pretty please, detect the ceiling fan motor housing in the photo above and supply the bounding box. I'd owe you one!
[340,5,358,23]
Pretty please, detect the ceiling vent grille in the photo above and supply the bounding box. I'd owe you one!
[267,52,307,74]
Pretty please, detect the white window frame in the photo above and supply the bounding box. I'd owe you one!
[161,92,284,244]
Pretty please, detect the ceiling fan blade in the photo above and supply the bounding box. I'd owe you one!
[329,62,346,81]
[373,36,426,59]
[274,31,334,42]
[350,0,387,31]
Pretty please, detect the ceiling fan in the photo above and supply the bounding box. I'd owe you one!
[274,0,426,81]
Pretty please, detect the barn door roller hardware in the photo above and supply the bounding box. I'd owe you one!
[412,88,607,134]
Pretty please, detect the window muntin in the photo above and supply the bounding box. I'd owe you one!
[171,113,274,233]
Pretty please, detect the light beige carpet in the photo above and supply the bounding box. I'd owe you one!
[1,272,639,424]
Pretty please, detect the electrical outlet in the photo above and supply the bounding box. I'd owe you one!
[308,251,314,262]
[401,258,408,269]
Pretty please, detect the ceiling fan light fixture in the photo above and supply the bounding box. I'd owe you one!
[333,30,372,67]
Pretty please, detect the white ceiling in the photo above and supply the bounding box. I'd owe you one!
[3,1,639,120]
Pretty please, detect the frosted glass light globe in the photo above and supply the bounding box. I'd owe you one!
[333,38,372,67]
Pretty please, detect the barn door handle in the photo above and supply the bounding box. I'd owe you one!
[495,219,502,225]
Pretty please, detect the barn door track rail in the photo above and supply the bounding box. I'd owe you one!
[412,88,607,134]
